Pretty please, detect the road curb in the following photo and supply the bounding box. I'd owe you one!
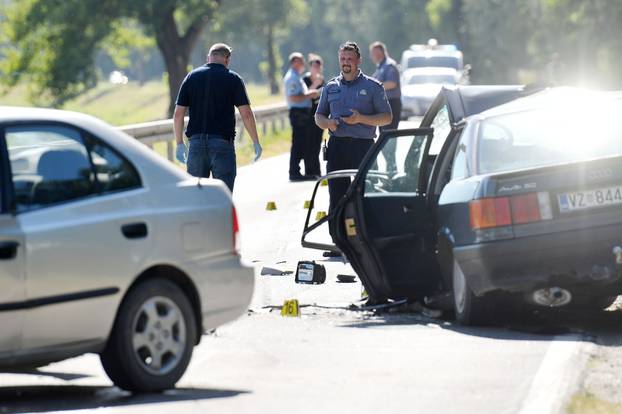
[517,334,595,414]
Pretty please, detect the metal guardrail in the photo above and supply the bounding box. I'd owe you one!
[118,102,289,161]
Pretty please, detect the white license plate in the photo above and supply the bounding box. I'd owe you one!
[558,185,622,213]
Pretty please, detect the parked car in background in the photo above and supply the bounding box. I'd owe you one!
[400,40,464,72]
[401,67,462,118]
[303,86,622,326]
[0,107,254,391]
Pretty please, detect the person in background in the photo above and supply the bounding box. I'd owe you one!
[370,41,401,172]
[174,43,262,192]
[284,52,319,181]
[303,53,325,177]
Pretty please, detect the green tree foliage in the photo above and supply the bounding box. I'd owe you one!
[216,0,308,95]
[1,0,219,115]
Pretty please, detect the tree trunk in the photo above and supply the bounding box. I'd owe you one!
[150,7,210,117]
[266,23,280,95]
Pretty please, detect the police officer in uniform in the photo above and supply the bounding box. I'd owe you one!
[315,41,392,255]
[284,52,319,181]
[303,53,325,177]
[370,41,401,128]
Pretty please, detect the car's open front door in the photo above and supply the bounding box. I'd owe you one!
[332,128,440,302]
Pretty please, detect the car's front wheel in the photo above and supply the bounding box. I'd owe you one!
[101,278,197,392]
[453,260,491,326]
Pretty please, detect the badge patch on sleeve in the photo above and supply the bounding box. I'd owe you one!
[359,89,367,96]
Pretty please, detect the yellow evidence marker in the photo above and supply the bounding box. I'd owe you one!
[303,200,311,209]
[320,179,328,187]
[266,201,277,211]
[315,211,327,221]
[281,299,300,317]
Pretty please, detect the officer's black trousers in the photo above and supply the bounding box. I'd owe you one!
[289,108,312,177]
[326,137,374,237]
[304,121,323,176]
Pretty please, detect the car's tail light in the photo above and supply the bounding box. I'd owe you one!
[470,197,511,229]
[470,192,552,230]
[510,192,553,224]
[232,206,240,254]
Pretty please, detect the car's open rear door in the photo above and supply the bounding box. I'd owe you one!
[331,128,440,302]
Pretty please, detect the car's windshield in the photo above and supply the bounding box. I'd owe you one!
[406,74,456,85]
[477,98,622,174]
[406,55,461,70]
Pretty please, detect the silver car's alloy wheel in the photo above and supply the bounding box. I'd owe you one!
[453,260,467,315]
[132,296,187,376]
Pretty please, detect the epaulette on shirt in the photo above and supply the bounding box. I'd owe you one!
[365,75,383,87]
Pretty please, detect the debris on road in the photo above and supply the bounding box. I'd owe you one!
[295,261,326,284]
[337,274,356,283]
[260,266,293,276]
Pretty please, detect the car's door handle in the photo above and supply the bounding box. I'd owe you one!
[0,241,20,260]
[121,223,148,239]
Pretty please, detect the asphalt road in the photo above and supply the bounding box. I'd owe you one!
[0,128,615,414]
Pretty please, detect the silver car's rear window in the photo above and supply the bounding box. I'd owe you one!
[477,98,622,174]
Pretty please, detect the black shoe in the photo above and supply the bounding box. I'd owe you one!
[322,251,341,258]
[289,174,306,182]
[303,174,321,181]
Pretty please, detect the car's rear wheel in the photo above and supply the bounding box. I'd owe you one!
[101,278,197,392]
[453,259,491,326]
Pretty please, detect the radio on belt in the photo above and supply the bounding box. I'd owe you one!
[295,261,326,284]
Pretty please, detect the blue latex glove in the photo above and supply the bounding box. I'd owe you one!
[176,142,188,164]
[253,141,262,162]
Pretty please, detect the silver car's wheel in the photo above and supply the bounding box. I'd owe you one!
[101,278,197,392]
[132,296,187,376]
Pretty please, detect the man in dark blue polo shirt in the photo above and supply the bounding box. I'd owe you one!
[173,43,262,192]
[315,41,392,255]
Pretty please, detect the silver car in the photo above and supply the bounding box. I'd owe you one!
[0,107,254,391]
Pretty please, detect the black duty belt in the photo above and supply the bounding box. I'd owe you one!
[190,133,234,143]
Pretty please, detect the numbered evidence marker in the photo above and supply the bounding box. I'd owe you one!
[315,211,327,221]
[281,299,300,317]
[266,201,277,211]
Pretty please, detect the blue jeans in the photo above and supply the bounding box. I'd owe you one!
[187,134,236,192]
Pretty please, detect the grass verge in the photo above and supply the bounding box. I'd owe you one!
[0,81,283,126]
[568,392,622,414]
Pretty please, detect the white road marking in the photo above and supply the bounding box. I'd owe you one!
[517,335,594,414]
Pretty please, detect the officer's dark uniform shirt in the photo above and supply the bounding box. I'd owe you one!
[176,63,249,138]
[316,70,391,139]
[372,57,401,99]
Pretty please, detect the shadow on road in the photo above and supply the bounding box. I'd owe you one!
[337,305,622,345]
[0,385,249,413]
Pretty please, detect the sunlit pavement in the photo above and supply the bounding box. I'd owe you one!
[0,122,613,414]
